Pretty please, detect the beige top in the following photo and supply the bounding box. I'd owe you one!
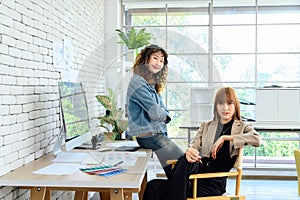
[190,120,262,158]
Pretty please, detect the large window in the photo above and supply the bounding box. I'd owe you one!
[121,0,300,168]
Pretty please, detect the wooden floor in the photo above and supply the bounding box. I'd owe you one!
[91,179,299,200]
[227,179,299,200]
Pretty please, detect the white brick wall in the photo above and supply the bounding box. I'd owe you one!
[0,0,106,199]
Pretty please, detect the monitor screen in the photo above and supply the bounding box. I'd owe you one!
[55,82,93,153]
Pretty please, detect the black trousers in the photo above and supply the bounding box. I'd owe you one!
[143,155,227,200]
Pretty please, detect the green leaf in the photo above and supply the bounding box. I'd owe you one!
[107,88,117,112]
[116,119,128,132]
[95,95,112,110]
[115,27,153,49]
[112,109,123,120]
[116,29,129,45]
[95,88,128,140]
[97,116,114,125]
[98,124,110,132]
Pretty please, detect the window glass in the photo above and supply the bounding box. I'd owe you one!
[258,7,300,24]
[167,8,209,25]
[163,83,190,111]
[212,55,255,83]
[213,26,256,53]
[213,10,256,25]
[142,27,167,48]
[167,27,209,54]
[129,9,166,26]
[235,88,256,121]
[257,54,300,87]
[168,55,209,82]
[257,25,300,52]
[213,0,256,25]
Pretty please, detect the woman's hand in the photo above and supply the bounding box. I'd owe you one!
[211,135,233,159]
[185,147,201,163]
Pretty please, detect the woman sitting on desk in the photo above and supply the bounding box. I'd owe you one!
[126,44,183,178]
[143,86,262,200]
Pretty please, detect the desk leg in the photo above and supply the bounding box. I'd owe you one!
[110,188,124,200]
[124,192,132,199]
[138,171,147,200]
[45,190,51,200]
[99,192,110,200]
[74,191,88,200]
[100,191,131,200]
[31,187,47,200]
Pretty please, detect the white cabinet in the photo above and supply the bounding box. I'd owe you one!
[256,89,277,121]
[256,88,300,122]
[190,88,215,123]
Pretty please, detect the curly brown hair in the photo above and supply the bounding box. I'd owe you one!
[132,44,168,94]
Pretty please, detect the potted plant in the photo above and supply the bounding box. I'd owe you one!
[95,88,128,140]
[115,27,154,61]
[115,27,153,50]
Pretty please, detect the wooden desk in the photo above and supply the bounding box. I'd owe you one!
[0,149,150,200]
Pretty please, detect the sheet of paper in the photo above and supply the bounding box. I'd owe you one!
[105,141,139,148]
[32,163,83,175]
[127,151,147,157]
[103,151,140,166]
[52,152,88,163]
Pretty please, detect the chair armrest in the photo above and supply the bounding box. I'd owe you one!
[166,159,178,169]
[189,171,239,179]
[166,159,178,165]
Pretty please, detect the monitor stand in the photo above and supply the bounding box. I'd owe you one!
[64,131,94,151]
[53,127,66,156]
[74,134,104,149]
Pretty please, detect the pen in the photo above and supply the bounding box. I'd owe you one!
[199,159,203,164]
[113,160,123,167]
[198,156,203,164]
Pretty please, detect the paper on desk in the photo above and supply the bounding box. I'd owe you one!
[52,152,88,163]
[32,163,83,175]
[105,141,139,148]
[103,151,146,166]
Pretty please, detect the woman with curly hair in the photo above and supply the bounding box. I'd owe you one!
[126,44,183,178]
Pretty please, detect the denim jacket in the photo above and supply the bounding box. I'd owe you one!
[126,74,169,136]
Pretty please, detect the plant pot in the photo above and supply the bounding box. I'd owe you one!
[125,49,135,62]
[103,132,121,141]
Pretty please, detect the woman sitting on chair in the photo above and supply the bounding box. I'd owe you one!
[143,86,262,200]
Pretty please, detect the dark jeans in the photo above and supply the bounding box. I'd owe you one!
[137,133,184,178]
[143,155,227,200]
[136,132,175,151]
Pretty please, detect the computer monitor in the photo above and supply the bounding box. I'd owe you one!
[53,82,93,154]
